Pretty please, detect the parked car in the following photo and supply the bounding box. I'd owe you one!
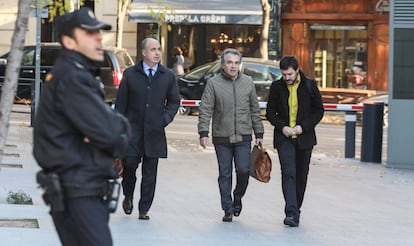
[0,43,134,104]
[177,57,282,115]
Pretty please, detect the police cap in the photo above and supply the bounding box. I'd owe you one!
[56,7,111,38]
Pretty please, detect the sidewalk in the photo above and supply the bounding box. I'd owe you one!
[1,121,414,246]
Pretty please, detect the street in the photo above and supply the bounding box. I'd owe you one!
[167,113,388,162]
[10,104,388,162]
[2,104,412,246]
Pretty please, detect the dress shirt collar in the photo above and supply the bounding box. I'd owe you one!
[143,62,159,76]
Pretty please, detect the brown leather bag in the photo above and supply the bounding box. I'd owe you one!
[250,143,272,183]
[114,159,124,178]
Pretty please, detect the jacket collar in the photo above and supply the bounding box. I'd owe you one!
[60,49,101,76]
[220,69,241,81]
[135,60,167,75]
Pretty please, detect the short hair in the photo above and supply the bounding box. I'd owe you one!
[279,56,299,70]
[220,48,242,64]
[140,38,159,50]
[140,38,150,50]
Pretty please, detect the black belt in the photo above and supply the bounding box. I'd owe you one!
[64,187,106,199]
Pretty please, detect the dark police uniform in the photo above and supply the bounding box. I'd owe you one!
[33,7,130,246]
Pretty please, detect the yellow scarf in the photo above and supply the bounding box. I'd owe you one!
[287,74,301,138]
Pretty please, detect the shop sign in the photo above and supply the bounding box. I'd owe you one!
[165,14,227,24]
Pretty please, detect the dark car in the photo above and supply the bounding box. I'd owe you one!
[177,57,282,115]
[0,43,134,104]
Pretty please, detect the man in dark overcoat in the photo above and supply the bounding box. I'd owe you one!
[266,56,324,227]
[115,38,180,220]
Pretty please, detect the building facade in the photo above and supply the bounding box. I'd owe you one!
[1,0,389,92]
[128,0,279,69]
[0,1,137,62]
[281,0,389,91]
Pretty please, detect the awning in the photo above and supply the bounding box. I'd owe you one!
[129,0,263,25]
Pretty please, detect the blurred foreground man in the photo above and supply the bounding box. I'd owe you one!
[266,56,324,227]
[33,7,130,246]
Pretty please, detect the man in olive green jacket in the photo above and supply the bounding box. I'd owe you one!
[198,48,264,222]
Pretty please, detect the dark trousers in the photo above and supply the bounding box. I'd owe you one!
[277,139,312,220]
[122,156,159,213]
[214,141,251,212]
[52,197,112,246]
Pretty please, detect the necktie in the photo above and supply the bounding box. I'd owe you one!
[148,68,154,81]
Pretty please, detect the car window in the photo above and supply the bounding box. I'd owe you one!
[41,48,60,66]
[102,53,111,68]
[206,62,222,75]
[21,49,35,66]
[115,50,134,70]
[182,63,214,81]
[269,66,282,81]
[242,62,268,81]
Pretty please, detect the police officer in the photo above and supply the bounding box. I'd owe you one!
[33,7,130,246]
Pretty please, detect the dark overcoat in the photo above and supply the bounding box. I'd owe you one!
[115,61,180,158]
[266,70,324,150]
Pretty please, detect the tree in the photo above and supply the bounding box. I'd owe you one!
[47,0,131,49]
[260,0,271,60]
[148,0,175,39]
[116,0,130,48]
[0,0,32,165]
[47,0,86,21]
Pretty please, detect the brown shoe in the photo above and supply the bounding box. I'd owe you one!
[122,197,133,215]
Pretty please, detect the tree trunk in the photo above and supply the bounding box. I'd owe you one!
[116,0,130,48]
[187,26,195,69]
[0,0,31,165]
[260,0,271,60]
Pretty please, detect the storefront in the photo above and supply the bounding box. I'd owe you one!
[281,0,389,91]
[128,0,274,69]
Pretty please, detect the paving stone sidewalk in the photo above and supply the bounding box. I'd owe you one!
[1,116,414,246]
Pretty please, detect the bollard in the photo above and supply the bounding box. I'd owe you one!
[361,101,384,163]
[345,111,357,158]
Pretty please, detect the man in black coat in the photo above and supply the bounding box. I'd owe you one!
[266,56,324,227]
[115,38,180,220]
[33,7,131,246]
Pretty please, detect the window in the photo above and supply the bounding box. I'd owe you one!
[243,63,268,81]
[21,49,35,66]
[40,48,60,66]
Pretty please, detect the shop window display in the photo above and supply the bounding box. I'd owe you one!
[311,29,367,89]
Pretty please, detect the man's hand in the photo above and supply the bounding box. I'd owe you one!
[293,125,303,135]
[256,138,263,145]
[199,137,209,149]
[282,126,295,137]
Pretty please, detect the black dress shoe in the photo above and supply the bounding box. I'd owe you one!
[222,212,233,222]
[139,212,150,220]
[122,197,133,215]
[233,202,242,217]
[283,216,299,227]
